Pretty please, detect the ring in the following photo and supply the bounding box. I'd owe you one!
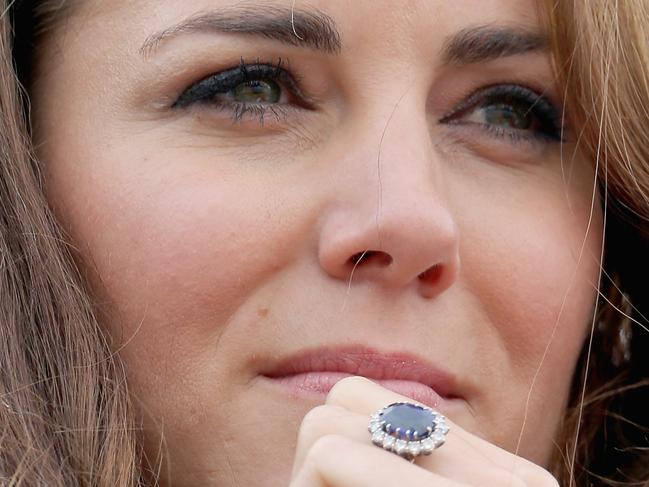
[368,401,449,461]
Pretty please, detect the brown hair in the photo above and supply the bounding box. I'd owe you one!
[1,1,146,485]
[0,1,647,485]
[544,1,649,485]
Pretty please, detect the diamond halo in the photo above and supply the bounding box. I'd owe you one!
[368,401,449,461]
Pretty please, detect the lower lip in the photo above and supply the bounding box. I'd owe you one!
[266,372,445,409]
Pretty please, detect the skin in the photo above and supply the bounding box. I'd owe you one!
[291,376,561,486]
[32,0,602,485]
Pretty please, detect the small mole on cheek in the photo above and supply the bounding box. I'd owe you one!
[257,308,269,318]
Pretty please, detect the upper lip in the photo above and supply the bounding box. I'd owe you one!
[261,345,457,398]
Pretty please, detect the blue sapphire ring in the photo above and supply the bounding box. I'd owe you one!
[368,402,449,461]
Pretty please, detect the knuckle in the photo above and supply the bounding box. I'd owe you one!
[479,469,527,487]
[511,461,560,486]
[296,405,346,446]
[499,464,558,487]
[306,433,348,463]
[527,468,560,486]
[299,405,332,433]
[505,477,527,487]
[301,404,334,424]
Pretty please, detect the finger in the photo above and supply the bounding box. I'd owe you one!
[290,434,467,487]
[290,403,532,486]
[291,404,368,479]
[325,376,499,459]
[325,376,558,486]
[326,376,476,446]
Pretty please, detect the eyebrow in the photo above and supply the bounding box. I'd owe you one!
[141,7,546,66]
[140,5,342,57]
[441,25,548,65]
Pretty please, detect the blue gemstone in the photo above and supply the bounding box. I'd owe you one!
[380,403,435,441]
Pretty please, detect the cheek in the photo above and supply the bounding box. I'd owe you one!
[42,150,308,368]
[456,161,601,363]
[467,214,598,362]
[453,163,602,459]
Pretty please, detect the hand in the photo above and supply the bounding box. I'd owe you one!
[289,376,559,486]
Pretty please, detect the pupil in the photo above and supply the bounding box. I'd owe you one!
[233,80,280,103]
[484,103,532,130]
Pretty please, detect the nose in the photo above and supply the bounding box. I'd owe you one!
[317,101,460,300]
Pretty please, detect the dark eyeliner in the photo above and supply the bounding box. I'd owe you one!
[440,84,564,143]
[173,58,308,109]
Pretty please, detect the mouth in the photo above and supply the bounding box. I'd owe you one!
[259,345,460,410]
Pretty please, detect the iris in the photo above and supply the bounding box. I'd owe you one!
[233,79,281,104]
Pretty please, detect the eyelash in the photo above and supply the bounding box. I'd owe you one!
[173,57,309,123]
[438,84,564,143]
[174,60,564,143]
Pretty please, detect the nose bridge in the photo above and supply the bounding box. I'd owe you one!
[358,99,451,243]
[317,94,460,299]
[339,90,443,209]
[373,101,443,209]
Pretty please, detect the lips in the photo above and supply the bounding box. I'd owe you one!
[260,345,458,409]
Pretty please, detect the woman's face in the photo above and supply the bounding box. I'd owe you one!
[34,0,602,485]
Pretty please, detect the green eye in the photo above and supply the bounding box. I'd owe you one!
[481,102,533,130]
[233,80,281,104]
[439,84,563,142]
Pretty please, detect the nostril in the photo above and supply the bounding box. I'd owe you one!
[348,250,393,267]
[418,264,443,282]
[350,250,370,265]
